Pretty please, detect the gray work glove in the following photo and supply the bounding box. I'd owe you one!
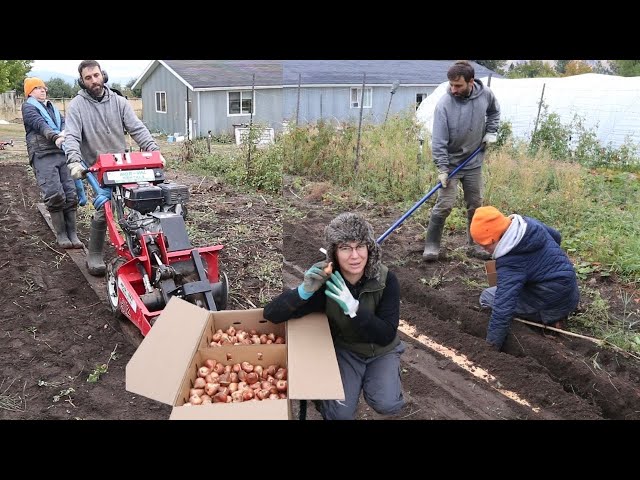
[54,136,65,149]
[482,132,497,146]
[438,171,449,188]
[67,161,86,180]
[297,260,332,300]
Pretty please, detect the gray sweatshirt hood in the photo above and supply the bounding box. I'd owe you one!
[493,214,527,259]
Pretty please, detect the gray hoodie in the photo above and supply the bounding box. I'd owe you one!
[431,78,500,172]
[64,86,158,166]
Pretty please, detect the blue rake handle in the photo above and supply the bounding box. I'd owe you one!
[376,144,484,244]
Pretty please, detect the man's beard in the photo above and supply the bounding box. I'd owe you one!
[89,82,104,97]
[452,85,471,97]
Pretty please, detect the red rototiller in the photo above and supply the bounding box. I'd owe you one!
[83,151,228,336]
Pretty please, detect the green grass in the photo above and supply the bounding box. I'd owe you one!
[570,287,640,355]
[483,147,640,284]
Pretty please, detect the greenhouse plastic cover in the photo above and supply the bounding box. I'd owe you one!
[416,73,640,149]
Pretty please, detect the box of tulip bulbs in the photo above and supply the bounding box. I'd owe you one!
[126,296,344,419]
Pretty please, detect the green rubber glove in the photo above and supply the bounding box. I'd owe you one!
[297,260,332,300]
[324,271,359,318]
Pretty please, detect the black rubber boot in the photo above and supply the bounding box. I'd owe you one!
[64,208,85,249]
[87,219,106,276]
[422,217,445,261]
[50,210,72,249]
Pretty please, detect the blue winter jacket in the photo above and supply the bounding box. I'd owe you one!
[488,217,579,348]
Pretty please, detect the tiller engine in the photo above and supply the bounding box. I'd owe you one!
[85,151,228,336]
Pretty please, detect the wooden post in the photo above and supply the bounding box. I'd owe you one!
[533,83,546,138]
[295,73,301,126]
[384,80,400,123]
[355,73,366,174]
[185,87,191,140]
[247,73,256,173]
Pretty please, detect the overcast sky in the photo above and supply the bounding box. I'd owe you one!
[31,60,152,81]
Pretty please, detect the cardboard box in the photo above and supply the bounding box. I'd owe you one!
[126,297,344,419]
[485,260,497,287]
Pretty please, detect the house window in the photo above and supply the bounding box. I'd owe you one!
[350,87,372,108]
[416,93,429,109]
[155,91,167,113]
[228,91,253,115]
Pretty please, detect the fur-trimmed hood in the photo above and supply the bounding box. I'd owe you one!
[324,212,381,281]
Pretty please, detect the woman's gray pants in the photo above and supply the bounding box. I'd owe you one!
[321,341,405,420]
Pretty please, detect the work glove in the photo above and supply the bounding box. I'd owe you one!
[67,161,86,180]
[297,260,332,300]
[54,136,65,149]
[438,171,449,188]
[482,132,497,146]
[324,271,359,318]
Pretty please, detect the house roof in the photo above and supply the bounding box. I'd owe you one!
[163,60,283,88]
[135,60,501,90]
[282,60,500,85]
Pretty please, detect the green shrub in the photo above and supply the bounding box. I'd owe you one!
[282,111,429,203]
[529,105,572,159]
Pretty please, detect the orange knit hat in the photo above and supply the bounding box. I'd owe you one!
[470,206,512,246]
[24,77,46,98]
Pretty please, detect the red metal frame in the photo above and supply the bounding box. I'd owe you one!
[114,245,223,336]
[96,151,224,336]
[93,151,164,185]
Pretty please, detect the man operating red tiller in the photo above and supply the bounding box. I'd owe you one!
[80,150,228,336]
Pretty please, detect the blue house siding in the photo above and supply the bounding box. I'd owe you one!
[141,66,188,135]
[195,89,282,137]
[282,85,438,124]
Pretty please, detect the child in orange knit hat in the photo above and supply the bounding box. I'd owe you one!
[22,77,84,250]
[469,206,579,352]
[24,77,47,98]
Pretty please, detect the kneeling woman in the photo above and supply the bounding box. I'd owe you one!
[264,212,405,420]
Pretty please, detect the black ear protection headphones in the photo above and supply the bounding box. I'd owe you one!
[77,69,109,90]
